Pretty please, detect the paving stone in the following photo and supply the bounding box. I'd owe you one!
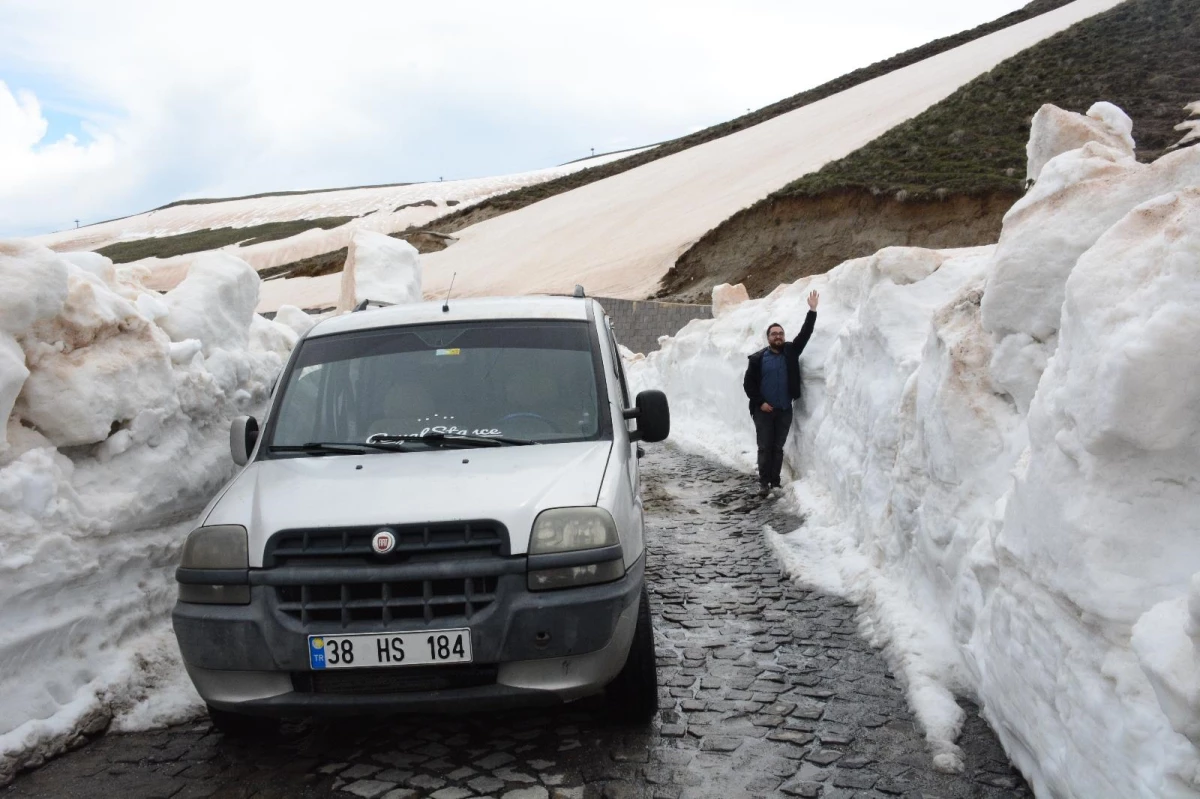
[475,752,516,769]
[778,780,823,798]
[502,788,550,799]
[550,789,583,799]
[344,780,398,799]
[469,775,507,793]
[806,749,845,766]
[838,753,874,769]
[494,767,538,783]
[409,773,447,790]
[767,730,816,746]
[832,769,879,790]
[430,788,474,799]
[874,778,909,795]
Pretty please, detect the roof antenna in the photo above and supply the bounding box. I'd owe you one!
[442,272,456,313]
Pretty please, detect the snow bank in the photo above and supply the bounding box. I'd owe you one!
[1026,101,1135,182]
[626,103,1200,796]
[0,242,297,784]
[337,230,422,312]
[983,127,1200,413]
[711,282,750,318]
[1176,101,1200,150]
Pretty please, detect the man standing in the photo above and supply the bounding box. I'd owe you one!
[742,290,819,497]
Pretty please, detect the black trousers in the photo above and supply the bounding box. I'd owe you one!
[753,408,793,487]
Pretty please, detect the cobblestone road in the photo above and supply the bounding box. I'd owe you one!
[4,445,1030,799]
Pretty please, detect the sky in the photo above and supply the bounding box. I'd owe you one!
[0,0,1034,238]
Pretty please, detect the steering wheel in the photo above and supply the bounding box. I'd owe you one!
[495,412,562,433]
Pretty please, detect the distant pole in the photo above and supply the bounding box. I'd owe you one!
[74,219,80,228]
[591,147,595,157]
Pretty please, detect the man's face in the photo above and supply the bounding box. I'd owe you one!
[767,326,785,350]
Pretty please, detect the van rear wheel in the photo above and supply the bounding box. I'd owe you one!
[206,704,278,738]
[605,585,659,724]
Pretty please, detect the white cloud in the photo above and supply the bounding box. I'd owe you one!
[0,81,122,233]
[0,0,1030,236]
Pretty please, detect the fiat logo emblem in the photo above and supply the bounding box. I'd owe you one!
[371,529,396,555]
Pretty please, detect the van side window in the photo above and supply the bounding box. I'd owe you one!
[605,319,631,409]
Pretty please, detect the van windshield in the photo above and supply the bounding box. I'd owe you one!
[267,320,607,450]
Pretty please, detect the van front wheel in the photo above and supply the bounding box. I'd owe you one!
[605,585,659,724]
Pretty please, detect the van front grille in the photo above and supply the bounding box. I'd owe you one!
[264,521,507,567]
[275,577,498,625]
[262,521,511,628]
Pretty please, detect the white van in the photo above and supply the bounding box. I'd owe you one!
[172,294,670,734]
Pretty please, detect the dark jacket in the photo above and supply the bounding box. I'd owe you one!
[743,310,816,416]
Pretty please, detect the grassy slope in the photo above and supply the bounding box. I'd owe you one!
[95,217,355,264]
[782,0,1200,199]
[401,0,1076,237]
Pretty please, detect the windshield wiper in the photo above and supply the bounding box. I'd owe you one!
[370,433,538,448]
[269,441,413,456]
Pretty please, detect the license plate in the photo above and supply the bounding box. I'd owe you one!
[308,629,472,670]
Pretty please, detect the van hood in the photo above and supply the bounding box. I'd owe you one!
[204,441,614,566]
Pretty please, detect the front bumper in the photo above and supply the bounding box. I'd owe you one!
[172,557,643,716]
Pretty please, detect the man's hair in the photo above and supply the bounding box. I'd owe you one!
[766,323,784,337]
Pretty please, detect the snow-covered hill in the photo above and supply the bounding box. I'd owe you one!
[32,149,646,310]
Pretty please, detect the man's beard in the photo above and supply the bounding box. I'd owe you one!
[768,343,784,353]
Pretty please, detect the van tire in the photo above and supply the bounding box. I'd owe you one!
[206,704,278,738]
[605,585,659,724]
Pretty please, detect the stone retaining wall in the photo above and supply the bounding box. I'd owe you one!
[595,297,712,355]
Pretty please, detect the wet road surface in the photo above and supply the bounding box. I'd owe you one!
[3,445,1030,799]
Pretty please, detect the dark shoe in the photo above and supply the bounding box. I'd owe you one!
[757,483,770,498]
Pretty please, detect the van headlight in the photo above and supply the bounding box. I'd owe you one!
[529,508,619,553]
[527,508,624,591]
[177,525,250,604]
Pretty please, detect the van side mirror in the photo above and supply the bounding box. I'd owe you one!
[230,416,260,466]
[623,390,670,443]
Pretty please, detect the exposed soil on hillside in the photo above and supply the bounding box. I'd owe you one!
[655,188,1018,302]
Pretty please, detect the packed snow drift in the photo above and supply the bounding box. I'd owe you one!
[626,101,1200,797]
[0,236,422,783]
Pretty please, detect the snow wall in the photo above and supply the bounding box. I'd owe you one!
[626,102,1200,798]
[0,245,310,782]
[0,228,425,782]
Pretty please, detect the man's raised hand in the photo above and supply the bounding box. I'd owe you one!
[808,290,820,311]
